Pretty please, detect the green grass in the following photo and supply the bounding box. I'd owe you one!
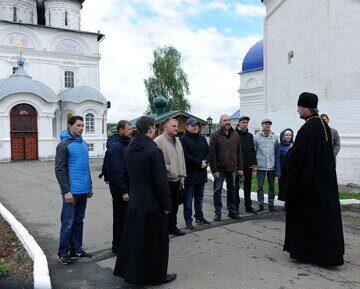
[247,173,360,200]
[0,259,10,277]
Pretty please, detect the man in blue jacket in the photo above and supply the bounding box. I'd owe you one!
[105,120,132,254]
[55,116,93,265]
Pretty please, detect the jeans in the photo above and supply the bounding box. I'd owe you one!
[111,192,129,252]
[235,166,253,210]
[58,195,87,258]
[213,171,237,215]
[256,170,275,206]
[168,181,181,231]
[183,183,205,224]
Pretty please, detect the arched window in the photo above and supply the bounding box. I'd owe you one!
[52,117,57,138]
[13,7,17,22]
[85,113,95,134]
[65,11,68,26]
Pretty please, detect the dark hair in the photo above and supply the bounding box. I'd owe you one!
[68,116,84,126]
[320,113,329,121]
[136,116,155,134]
[117,120,131,132]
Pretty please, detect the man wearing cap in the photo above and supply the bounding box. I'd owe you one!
[235,116,258,214]
[283,92,344,267]
[210,114,243,221]
[254,119,279,212]
[180,118,211,230]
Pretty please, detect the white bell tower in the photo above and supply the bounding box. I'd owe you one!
[0,0,38,24]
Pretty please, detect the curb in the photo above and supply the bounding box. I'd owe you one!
[207,174,360,206]
[0,202,51,289]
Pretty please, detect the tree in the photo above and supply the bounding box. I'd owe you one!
[144,46,191,113]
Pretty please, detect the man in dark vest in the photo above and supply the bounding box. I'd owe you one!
[114,116,176,285]
[283,92,344,266]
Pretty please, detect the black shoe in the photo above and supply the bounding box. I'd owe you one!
[185,223,194,230]
[163,273,177,284]
[257,205,264,212]
[70,249,92,259]
[269,205,277,212]
[195,217,211,225]
[245,206,257,214]
[58,255,74,265]
[228,214,242,220]
[214,214,221,222]
[169,227,185,236]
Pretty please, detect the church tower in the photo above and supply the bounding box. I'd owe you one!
[0,0,38,24]
[43,0,84,30]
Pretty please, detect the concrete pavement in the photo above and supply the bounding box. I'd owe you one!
[0,160,359,289]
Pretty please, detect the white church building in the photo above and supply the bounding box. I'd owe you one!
[239,0,360,184]
[0,0,109,162]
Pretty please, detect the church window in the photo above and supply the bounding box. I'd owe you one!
[49,12,51,26]
[13,67,18,74]
[65,11,68,26]
[52,117,57,138]
[88,143,94,152]
[13,7,18,22]
[85,113,95,134]
[64,71,74,88]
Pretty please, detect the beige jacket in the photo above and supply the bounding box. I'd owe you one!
[154,134,187,182]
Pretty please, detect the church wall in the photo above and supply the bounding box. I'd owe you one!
[0,0,37,24]
[44,0,81,30]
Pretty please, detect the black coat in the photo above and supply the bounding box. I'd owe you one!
[114,134,172,285]
[180,131,210,184]
[235,126,257,168]
[106,134,130,194]
[284,115,344,266]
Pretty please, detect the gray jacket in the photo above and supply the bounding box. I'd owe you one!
[254,131,279,171]
[330,127,341,157]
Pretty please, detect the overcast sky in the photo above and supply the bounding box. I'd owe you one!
[81,0,264,123]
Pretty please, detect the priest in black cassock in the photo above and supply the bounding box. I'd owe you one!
[283,92,344,267]
[113,116,177,285]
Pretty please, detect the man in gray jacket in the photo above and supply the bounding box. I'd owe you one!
[254,119,279,212]
[320,114,341,159]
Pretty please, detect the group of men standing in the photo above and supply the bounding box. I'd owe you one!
[54,92,345,286]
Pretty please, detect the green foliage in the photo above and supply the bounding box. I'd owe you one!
[107,123,117,136]
[144,46,191,114]
[0,259,10,276]
[339,192,360,200]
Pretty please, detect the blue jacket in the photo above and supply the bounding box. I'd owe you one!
[275,129,294,177]
[55,130,92,195]
[106,134,131,194]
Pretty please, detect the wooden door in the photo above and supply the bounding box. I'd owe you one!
[10,104,38,161]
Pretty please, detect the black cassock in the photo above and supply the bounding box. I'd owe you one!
[283,115,344,266]
[113,134,172,285]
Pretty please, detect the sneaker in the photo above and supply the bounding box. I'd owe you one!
[195,218,211,225]
[58,255,74,265]
[269,205,277,212]
[185,223,194,230]
[228,213,242,220]
[169,227,185,236]
[214,214,221,222]
[70,249,92,259]
[245,206,257,214]
[257,205,264,212]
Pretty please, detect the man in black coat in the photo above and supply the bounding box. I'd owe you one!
[235,116,257,214]
[105,120,132,254]
[113,116,176,285]
[180,118,211,230]
[284,92,344,267]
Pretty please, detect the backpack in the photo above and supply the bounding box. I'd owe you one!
[98,150,110,184]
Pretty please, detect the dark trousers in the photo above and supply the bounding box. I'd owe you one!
[58,195,87,258]
[235,167,253,210]
[168,181,181,231]
[213,171,237,215]
[257,170,275,206]
[111,192,129,252]
[183,183,205,224]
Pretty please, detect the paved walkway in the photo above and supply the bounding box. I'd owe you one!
[0,160,359,289]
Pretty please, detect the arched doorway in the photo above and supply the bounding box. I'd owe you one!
[10,104,38,161]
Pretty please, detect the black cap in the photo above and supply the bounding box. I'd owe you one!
[239,116,250,122]
[297,92,318,109]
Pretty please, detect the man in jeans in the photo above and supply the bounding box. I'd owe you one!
[210,114,243,221]
[180,118,211,230]
[55,116,93,265]
[155,118,187,236]
[254,119,279,212]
